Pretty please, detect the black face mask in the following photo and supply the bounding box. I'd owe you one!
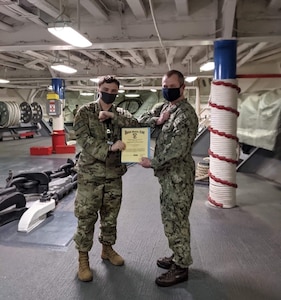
[162,87,181,102]
[101,91,117,104]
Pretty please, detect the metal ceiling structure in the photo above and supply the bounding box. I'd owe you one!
[0,0,281,92]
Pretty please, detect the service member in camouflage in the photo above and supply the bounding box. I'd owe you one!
[73,75,138,282]
[138,70,198,287]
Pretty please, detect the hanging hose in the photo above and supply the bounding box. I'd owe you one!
[208,79,240,208]
[148,0,171,70]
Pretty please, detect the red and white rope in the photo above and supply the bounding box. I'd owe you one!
[208,79,240,208]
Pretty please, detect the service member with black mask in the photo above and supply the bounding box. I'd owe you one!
[73,75,138,282]
[138,70,198,287]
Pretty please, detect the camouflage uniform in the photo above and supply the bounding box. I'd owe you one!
[139,99,198,268]
[73,100,138,252]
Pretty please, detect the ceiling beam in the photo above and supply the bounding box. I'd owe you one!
[26,0,61,18]
[127,50,145,66]
[182,46,203,64]
[249,51,281,63]
[103,50,131,67]
[59,51,90,66]
[94,53,121,67]
[79,50,120,67]
[27,0,63,19]
[0,6,27,22]
[0,3,46,26]
[237,42,268,67]
[167,47,178,65]
[221,0,237,38]
[0,61,27,70]
[10,3,48,26]
[0,53,24,64]
[24,51,49,60]
[126,0,146,18]
[237,43,254,55]
[249,46,281,61]
[0,39,214,52]
[237,43,255,60]
[0,21,14,32]
[174,0,189,16]
[80,0,108,20]
[24,59,45,70]
[147,49,159,65]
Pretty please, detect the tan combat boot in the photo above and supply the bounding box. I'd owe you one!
[78,251,93,282]
[101,245,124,266]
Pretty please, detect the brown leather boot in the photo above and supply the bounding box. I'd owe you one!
[157,254,174,269]
[155,263,188,287]
[78,251,93,282]
[101,245,124,266]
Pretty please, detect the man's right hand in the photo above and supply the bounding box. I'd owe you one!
[156,110,170,125]
[111,140,126,152]
[99,111,114,122]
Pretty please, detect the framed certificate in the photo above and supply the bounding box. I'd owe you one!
[121,127,150,163]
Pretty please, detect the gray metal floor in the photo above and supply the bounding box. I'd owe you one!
[0,137,281,300]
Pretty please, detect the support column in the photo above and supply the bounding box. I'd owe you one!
[51,78,75,154]
[208,40,240,208]
[51,78,65,152]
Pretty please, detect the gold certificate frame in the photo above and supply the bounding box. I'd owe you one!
[121,127,150,163]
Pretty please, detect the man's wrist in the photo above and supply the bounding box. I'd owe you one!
[107,141,113,152]
[156,117,161,125]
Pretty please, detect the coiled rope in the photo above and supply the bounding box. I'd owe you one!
[0,101,43,128]
[195,157,210,181]
[0,101,21,127]
[208,79,240,208]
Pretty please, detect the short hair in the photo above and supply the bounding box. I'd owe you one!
[164,70,185,86]
[98,75,120,88]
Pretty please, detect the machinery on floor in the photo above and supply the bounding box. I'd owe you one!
[0,158,77,232]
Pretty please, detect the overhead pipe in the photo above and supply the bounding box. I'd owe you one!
[237,74,281,78]
[2,74,281,90]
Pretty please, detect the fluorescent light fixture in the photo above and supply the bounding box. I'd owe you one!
[48,22,92,48]
[185,76,197,83]
[125,93,140,98]
[118,89,125,93]
[90,77,100,83]
[51,63,77,74]
[200,61,215,72]
[150,88,157,92]
[0,78,10,83]
[80,92,94,96]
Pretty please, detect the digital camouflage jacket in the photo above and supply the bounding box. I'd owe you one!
[138,99,198,178]
[74,100,138,179]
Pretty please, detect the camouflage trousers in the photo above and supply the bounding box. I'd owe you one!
[158,169,195,268]
[73,175,122,252]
